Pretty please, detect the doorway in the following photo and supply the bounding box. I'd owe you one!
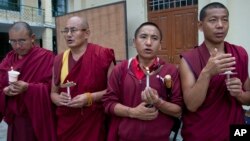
[0,32,12,61]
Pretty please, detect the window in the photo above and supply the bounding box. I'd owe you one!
[149,0,198,11]
[0,0,20,11]
[52,0,66,17]
[38,0,42,15]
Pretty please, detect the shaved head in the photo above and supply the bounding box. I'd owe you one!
[9,21,33,36]
[67,16,89,29]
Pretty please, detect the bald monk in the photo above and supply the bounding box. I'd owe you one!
[0,22,56,141]
[51,16,115,141]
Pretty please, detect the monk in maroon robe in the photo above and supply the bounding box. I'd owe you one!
[103,22,183,141]
[179,2,250,141]
[51,16,115,141]
[0,22,56,141]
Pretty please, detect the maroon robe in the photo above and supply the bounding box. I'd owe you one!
[0,46,56,141]
[180,42,248,141]
[53,43,115,141]
[102,58,183,141]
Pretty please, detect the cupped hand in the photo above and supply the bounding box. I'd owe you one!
[6,80,28,96]
[53,92,71,106]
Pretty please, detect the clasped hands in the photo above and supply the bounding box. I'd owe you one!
[56,92,89,108]
[3,81,28,96]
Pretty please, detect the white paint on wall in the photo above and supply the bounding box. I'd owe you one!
[126,0,147,58]
[227,0,250,62]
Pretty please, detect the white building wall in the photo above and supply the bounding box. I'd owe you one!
[126,0,147,58]
[227,0,250,60]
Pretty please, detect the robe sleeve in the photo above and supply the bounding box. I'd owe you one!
[102,61,127,141]
[24,83,56,141]
[23,52,56,141]
[169,67,183,107]
[0,54,12,122]
[103,61,126,115]
[0,79,5,122]
[100,48,116,69]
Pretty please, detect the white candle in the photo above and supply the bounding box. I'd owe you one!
[146,67,150,87]
[67,86,70,95]
[226,74,230,80]
[224,71,233,80]
[66,80,71,98]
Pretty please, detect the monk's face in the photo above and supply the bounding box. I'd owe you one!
[63,17,90,48]
[199,8,229,44]
[133,25,161,61]
[8,28,35,57]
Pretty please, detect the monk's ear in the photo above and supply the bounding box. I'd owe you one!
[31,34,36,43]
[84,28,90,38]
[198,21,203,32]
[158,44,161,51]
[133,38,136,48]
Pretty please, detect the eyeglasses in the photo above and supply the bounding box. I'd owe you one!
[61,28,87,35]
[9,39,26,46]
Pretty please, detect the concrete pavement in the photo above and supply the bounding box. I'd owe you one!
[0,121,7,141]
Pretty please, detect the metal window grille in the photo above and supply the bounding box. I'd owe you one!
[149,0,198,11]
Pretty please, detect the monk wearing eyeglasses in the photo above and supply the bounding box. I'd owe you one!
[0,22,56,141]
[51,16,115,141]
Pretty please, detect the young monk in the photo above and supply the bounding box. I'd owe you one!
[103,22,183,141]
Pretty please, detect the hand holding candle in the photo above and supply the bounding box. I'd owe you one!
[8,67,20,83]
[60,80,76,99]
